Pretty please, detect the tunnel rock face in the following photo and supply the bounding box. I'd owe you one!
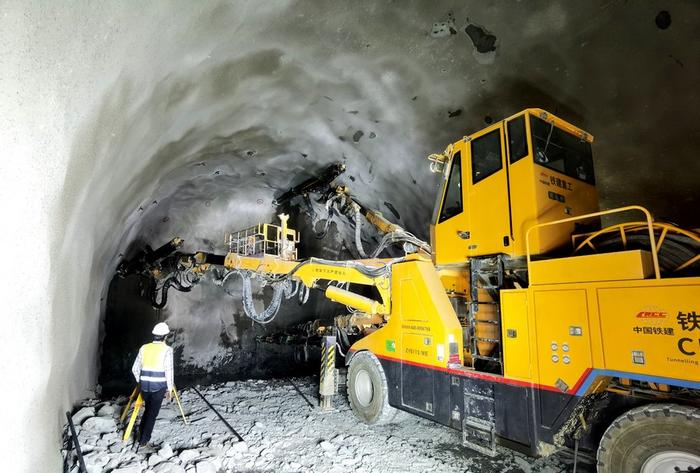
[85,26,450,389]
[2,1,699,471]
[82,1,700,387]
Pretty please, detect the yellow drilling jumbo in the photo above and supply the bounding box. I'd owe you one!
[128,109,700,472]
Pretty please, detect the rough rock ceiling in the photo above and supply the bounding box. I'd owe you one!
[50,0,699,382]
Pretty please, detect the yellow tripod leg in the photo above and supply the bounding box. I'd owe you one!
[123,393,143,442]
[173,388,189,425]
[120,387,139,423]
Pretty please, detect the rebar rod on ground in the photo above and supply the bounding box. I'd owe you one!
[192,387,244,442]
[65,411,87,473]
[289,379,315,409]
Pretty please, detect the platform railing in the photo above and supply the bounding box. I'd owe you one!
[525,205,661,280]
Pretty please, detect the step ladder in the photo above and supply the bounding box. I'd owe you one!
[462,381,497,456]
[468,256,505,371]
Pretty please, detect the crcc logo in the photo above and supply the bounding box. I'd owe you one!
[635,311,667,319]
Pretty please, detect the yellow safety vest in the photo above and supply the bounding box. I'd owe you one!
[140,342,168,392]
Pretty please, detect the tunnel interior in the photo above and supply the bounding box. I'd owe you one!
[2,1,700,472]
[92,1,700,399]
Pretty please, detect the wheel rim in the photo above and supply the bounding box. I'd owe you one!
[641,451,700,473]
[354,369,374,407]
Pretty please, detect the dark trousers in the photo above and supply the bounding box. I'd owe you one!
[138,387,166,444]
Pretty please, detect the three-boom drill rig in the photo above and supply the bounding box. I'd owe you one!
[119,109,700,473]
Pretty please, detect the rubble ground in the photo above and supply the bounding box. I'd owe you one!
[62,377,594,473]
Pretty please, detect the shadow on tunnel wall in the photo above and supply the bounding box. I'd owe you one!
[99,270,324,397]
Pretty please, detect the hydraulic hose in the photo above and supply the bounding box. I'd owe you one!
[354,206,368,258]
[370,231,432,258]
[218,256,395,322]
[221,270,296,324]
[149,269,199,309]
[318,191,431,258]
[151,278,170,309]
[298,283,310,305]
[267,256,392,283]
[306,257,393,278]
[316,193,346,239]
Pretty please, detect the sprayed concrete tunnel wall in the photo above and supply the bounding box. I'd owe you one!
[1,1,699,471]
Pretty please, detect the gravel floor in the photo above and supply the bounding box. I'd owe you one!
[63,377,594,473]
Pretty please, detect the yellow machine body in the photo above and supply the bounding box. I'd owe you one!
[325,285,382,315]
[215,108,699,457]
[349,255,465,370]
[502,274,700,392]
[219,110,698,400]
[431,109,598,265]
[528,249,654,285]
[223,253,393,315]
[339,244,700,395]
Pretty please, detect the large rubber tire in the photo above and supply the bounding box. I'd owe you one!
[347,351,399,425]
[597,403,700,473]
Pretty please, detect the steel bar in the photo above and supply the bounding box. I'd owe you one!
[192,387,244,442]
[289,379,315,409]
[65,411,87,473]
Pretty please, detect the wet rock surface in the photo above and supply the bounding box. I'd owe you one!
[63,378,593,472]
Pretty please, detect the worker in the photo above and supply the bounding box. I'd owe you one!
[131,322,175,447]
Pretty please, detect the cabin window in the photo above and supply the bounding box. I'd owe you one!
[471,129,503,184]
[438,151,463,222]
[531,116,595,184]
[507,116,528,163]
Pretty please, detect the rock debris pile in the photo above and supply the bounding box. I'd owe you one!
[63,378,589,473]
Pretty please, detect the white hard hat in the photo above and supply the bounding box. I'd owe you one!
[152,322,170,336]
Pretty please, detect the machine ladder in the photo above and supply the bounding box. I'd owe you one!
[462,380,497,456]
[468,256,505,371]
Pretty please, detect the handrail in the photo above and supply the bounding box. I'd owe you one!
[572,221,700,254]
[525,205,661,280]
